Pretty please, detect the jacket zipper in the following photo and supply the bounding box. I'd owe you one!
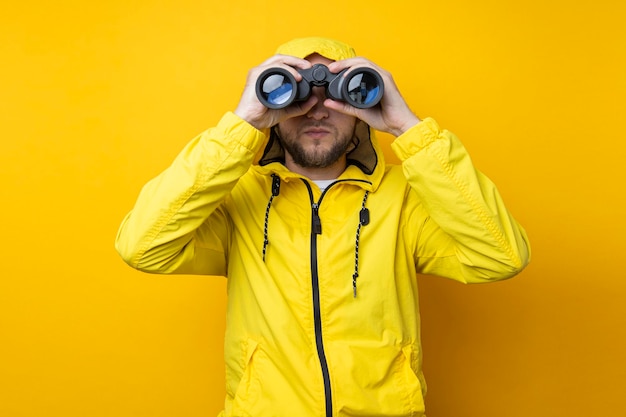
[301,178,372,417]
[302,179,332,417]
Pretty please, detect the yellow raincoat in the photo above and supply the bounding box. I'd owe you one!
[116,37,530,417]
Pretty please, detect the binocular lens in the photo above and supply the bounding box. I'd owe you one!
[345,71,382,107]
[258,71,296,108]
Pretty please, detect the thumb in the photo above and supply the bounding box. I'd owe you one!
[282,96,318,119]
[323,99,361,117]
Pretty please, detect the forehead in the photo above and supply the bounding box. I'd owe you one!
[305,53,334,65]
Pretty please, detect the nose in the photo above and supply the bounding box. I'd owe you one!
[306,86,329,120]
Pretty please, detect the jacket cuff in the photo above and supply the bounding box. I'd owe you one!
[390,117,442,161]
[214,112,269,154]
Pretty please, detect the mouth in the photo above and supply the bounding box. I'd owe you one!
[302,126,332,138]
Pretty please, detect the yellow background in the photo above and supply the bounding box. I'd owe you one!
[1,0,624,416]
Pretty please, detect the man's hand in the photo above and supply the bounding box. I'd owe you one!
[234,55,318,130]
[325,57,421,137]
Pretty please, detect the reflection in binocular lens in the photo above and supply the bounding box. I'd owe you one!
[262,74,293,106]
[347,73,380,106]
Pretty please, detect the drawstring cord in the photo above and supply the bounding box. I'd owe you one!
[263,174,281,262]
[263,175,370,298]
[353,191,370,298]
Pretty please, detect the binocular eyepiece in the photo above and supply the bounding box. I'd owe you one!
[255,63,384,109]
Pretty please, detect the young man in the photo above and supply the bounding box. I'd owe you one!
[116,37,530,417]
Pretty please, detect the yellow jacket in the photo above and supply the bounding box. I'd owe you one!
[116,38,530,417]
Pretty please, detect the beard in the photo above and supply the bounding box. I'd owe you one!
[276,121,356,169]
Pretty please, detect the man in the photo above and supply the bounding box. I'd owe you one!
[116,37,530,417]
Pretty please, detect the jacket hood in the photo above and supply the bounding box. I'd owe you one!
[275,36,357,61]
[257,37,383,181]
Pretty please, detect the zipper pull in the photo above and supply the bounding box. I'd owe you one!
[312,203,322,235]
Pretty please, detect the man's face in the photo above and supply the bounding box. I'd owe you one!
[276,54,358,170]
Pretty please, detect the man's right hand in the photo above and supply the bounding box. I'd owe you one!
[234,54,318,130]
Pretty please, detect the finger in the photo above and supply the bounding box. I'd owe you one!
[327,57,377,73]
[260,54,308,67]
[260,54,312,81]
[323,98,361,118]
[282,96,319,119]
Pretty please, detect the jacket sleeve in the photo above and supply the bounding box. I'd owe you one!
[115,112,267,275]
[391,118,531,283]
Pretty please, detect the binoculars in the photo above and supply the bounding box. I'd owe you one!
[255,63,384,109]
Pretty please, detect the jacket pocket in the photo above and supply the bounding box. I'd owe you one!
[226,338,262,417]
[332,343,425,417]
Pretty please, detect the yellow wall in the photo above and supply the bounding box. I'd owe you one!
[1,1,624,416]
